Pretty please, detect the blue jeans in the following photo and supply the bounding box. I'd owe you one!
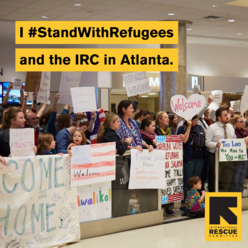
[182,159,204,204]
[229,161,248,193]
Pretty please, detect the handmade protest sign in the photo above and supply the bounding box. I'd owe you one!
[170,94,206,120]
[71,143,116,187]
[0,162,12,175]
[230,100,240,113]
[192,84,200,94]
[11,77,22,89]
[209,109,216,121]
[123,71,151,97]
[128,149,165,189]
[24,72,42,92]
[58,72,82,105]
[37,71,51,104]
[70,87,97,113]
[156,135,183,204]
[10,128,35,157]
[211,90,222,103]
[0,155,80,248]
[77,181,111,223]
[219,139,247,162]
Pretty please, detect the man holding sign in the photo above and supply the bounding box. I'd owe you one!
[205,107,237,192]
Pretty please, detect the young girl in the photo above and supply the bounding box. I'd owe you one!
[37,133,61,155]
[68,130,87,150]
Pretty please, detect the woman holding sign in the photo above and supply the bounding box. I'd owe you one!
[177,115,205,213]
[230,115,248,193]
[116,100,153,152]
[0,107,26,157]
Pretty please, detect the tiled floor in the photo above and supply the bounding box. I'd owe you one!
[66,211,248,248]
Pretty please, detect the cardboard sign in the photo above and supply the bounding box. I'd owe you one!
[0,162,12,175]
[10,128,35,157]
[0,155,80,247]
[70,87,97,113]
[24,72,42,92]
[37,72,51,104]
[11,77,22,90]
[123,72,151,97]
[230,100,240,113]
[170,94,206,120]
[71,143,116,187]
[58,72,82,105]
[128,149,166,189]
[219,139,247,162]
[156,135,183,204]
[222,93,242,107]
[211,90,222,103]
[192,84,200,94]
[77,181,111,223]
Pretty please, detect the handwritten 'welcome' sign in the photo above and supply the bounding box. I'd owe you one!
[170,94,206,120]
[128,149,165,189]
[219,139,247,162]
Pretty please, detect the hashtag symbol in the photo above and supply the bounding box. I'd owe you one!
[28,27,37,37]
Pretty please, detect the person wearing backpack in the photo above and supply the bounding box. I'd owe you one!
[177,115,205,213]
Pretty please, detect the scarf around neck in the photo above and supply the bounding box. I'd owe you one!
[140,129,156,142]
[156,125,172,136]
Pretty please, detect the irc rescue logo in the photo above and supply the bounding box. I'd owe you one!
[205,193,242,241]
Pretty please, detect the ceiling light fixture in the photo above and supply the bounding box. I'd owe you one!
[141,96,148,98]
[168,13,175,16]
[148,93,156,95]
[228,19,235,22]
[237,33,243,35]
[41,16,48,18]
[212,5,218,7]
[74,4,81,6]
[187,28,192,31]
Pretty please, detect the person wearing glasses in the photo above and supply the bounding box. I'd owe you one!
[230,115,248,193]
[25,111,46,147]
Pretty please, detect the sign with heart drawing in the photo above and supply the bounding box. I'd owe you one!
[170,94,206,120]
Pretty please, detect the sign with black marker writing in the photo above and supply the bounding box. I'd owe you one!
[219,139,247,161]
[156,135,183,204]
[123,71,151,97]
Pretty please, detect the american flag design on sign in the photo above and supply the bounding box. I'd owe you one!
[156,135,183,204]
[71,142,116,187]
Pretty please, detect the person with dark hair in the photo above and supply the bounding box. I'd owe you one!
[205,107,237,192]
[134,110,151,128]
[140,119,157,148]
[45,93,70,139]
[116,100,153,152]
[177,115,205,212]
[168,113,178,135]
[0,107,26,156]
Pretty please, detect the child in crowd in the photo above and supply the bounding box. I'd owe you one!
[67,130,87,150]
[185,176,205,217]
[37,133,62,156]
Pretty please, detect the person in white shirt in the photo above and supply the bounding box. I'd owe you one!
[205,107,236,192]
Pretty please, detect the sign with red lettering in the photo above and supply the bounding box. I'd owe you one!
[156,135,183,204]
[170,94,206,120]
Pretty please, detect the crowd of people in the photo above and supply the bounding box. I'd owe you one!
[0,82,248,217]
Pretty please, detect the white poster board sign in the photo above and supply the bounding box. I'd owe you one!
[241,100,248,116]
[128,149,165,189]
[211,90,223,103]
[219,139,247,162]
[37,71,51,104]
[209,109,216,121]
[192,84,200,94]
[71,143,116,187]
[123,72,151,97]
[77,181,111,223]
[0,155,80,248]
[58,72,82,105]
[156,135,183,204]
[70,87,97,113]
[230,100,240,113]
[170,94,206,120]
[10,128,35,157]
[11,77,22,89]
